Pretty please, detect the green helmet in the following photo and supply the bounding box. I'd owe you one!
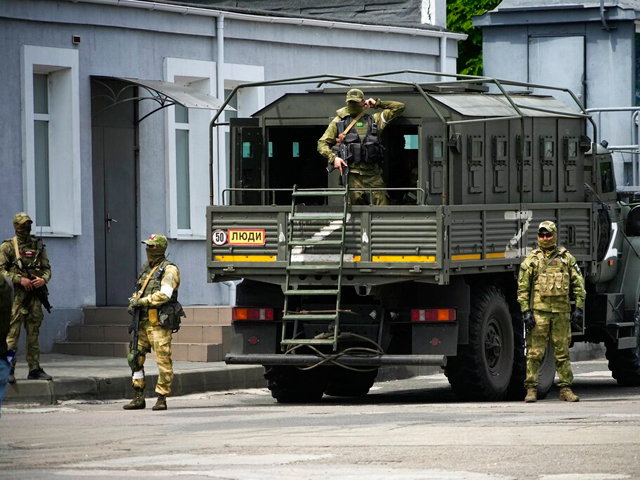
[346,88,364,103]
[13,212,33,226]
[142,233,168,250]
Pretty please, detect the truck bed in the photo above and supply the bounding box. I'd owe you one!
[207,202,595,286]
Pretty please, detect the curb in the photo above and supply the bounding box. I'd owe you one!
[4,366,267,405]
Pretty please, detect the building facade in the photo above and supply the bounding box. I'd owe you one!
[0,0,464,351]
[474,0,640,186]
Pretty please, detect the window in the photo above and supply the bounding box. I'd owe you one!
[22,46,81,236]
[165,58,217,239]
[404,134,419,150]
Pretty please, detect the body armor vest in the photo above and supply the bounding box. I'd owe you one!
[336,114,385,165]
[533,248,571,297]
[138,259,184,331]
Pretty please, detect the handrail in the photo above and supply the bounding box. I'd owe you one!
[221,187,427,206]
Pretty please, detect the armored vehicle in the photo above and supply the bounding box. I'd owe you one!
[207,71,640,402]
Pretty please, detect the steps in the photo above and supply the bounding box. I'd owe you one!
[53,306,232,362]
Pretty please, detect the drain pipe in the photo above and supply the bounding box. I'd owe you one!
[600,0,614,32]
[221,280,240,306]
[216,15,225,206]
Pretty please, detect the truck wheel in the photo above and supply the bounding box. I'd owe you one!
[536,337,555,399]
[264,366,327,403]
[445,286,514,401]
[605,319,640,386]
[324,368,378,397]
[506,307,526,400]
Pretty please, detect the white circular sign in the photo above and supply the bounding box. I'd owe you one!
[212,229,228,246]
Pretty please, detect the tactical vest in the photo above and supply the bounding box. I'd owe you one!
[137,259,184,331]
[533,248,571,297]
[5,236,46,276]
[336,114,385,165]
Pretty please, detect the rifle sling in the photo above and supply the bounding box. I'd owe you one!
[337,111,366,145]
[12,236,23,271]
[137,265,160,300]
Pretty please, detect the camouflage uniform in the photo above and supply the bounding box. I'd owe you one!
[0,212,52,380]
[517,221,586,401]
[318,89,405,205]
[125,234,181,411]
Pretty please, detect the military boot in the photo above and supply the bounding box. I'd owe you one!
[27,367,52,380]
[524,387,537,403]
[123,388,146,410]
[152,394,167,411]
[559,387,579,402]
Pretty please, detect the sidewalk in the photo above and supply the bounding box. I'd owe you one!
[4,354,267,405]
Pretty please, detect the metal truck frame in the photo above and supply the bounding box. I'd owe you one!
[206,71,640,403]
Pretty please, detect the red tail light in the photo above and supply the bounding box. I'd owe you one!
[232,307,274,321]
[411,308,456,322]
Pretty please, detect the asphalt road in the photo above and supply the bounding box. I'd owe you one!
[1,359,639,480]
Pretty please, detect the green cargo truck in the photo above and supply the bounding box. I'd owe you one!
[207,71,640,402]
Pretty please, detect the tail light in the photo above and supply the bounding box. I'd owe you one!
[411,308,456,322]
[232,307,274,321]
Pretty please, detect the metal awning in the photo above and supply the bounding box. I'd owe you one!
[92,76,234,122]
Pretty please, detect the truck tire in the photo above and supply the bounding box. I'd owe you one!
[536,337,555,399]
[445,286,514,401]
[324,368,378,397]
[264,366,327,403]
[605,319,640,386]
[506,307,526,400]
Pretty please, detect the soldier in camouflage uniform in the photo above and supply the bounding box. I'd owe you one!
[318,88,405,205]
[124,234,183,411]
[0,212,52,383]
[517,221,586,403]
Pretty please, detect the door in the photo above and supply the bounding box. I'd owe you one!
[91,79,138,305]
[528,35,585,108]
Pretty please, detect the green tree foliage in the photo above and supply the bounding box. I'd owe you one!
[447,0,502,75]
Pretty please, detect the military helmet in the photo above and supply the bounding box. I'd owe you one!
[538,221,557,233]
[346,88,364,103]
[13,212,33,226]
[142,233,168,250]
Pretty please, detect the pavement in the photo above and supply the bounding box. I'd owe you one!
[3,342,605,405]
[3,354,267,405]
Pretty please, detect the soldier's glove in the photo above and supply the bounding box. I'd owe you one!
[127,298,140,316]
[571,307,584,328]
[523,310,536,332]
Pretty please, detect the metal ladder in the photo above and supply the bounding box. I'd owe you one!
[281,185,350,351]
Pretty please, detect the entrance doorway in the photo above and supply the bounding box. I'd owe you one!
[91,78,138,306]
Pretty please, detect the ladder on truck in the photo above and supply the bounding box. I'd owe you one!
[281,185,350,352]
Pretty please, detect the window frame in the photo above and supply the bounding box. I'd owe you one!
[21,46,81,237]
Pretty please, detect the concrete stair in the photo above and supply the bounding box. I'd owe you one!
[53,306,232,362]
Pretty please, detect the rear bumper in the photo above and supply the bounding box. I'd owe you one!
[225,353,447,367]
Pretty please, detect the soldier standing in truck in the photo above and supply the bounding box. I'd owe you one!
[317,88,405,205]
[517,221,586,403]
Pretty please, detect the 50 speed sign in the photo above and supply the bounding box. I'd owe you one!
[212,229,228,246]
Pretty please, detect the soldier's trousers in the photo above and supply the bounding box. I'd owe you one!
[131,320,173,396]
[349,172,389,205]
[6,291,44,371]
[525,310,573,388]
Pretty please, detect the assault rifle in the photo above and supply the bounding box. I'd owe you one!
[326,161,350,188]
[127,305,142,375]
[17,262,52,313]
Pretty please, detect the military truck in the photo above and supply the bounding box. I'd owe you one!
[207,71,640,403]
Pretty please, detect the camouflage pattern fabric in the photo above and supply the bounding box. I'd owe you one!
[525,310,573,388]
[349,172,389,206]
[131,319,173,396]
[516,247,585,313]
[0,235,51,371]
